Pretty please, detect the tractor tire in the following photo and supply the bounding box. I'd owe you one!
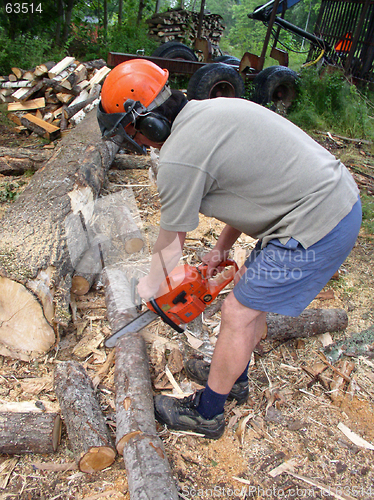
[213,55,240,66]
[252,66,298,110]
[187,63,245,100]
[151,41,198,61]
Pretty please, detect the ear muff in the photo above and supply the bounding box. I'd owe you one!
[135,113,171,143]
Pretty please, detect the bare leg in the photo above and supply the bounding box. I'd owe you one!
[207,291,267,395]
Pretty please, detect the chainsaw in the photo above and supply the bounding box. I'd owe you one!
[104,260,238,347]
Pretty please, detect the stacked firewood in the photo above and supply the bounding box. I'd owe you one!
[147,8,225,46]
[0,57,110,141]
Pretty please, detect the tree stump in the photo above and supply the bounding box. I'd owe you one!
[54,360,116,473]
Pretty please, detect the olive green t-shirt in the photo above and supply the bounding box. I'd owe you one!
[157,98,359,248]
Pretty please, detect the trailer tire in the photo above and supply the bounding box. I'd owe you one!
[187,63,245,100]
[151,41,198,61]
[252,66,298,110]
[213,55,240,66]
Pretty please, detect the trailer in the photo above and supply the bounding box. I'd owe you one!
[107,0,374,108]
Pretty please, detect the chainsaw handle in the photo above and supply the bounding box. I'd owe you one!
[198,259,239,301]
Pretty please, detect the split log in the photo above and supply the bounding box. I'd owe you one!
[266,309,348,341]
[0,146,52,175]
[20,113,60,141]
[0,109,119,358]
[115,333,179,500]
[48,56,76,79]
[54,360,116,472]
[0,401,61,454]
[7,97,45,111]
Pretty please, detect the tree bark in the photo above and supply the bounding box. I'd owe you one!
[0,109,119,358]
[266,309,348,341]
[0,402,61,454]
[115,333,179,500]
[54,360,116,473]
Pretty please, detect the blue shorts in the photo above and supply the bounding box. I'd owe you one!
[233,197,362,317]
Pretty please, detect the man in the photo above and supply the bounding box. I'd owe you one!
[98,59,361,439]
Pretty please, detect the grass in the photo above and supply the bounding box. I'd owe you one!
[361,192,374,235]
[288,67,374,141]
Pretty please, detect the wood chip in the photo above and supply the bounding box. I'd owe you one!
[268,458,298,477]
[0,458,17,489]
[337,422,374,450]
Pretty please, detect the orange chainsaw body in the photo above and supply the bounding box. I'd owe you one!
[146,260,238,327]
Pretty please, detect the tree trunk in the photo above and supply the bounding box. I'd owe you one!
[115,333,179,500]
[0,402,61,455]
[54,360,116,472]
[0,109,119,358]
[118,0,123,24]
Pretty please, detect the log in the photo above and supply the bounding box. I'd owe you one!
[115,333,179,500]
[7,97,45,111]
[48,56,76,79]
[204,300,348,340]
[0,401,61,454]
[266,309,348,341]
[0,109,119,359]
[54,360,116,472]
[0,146,52,175]
[20,113,61,141]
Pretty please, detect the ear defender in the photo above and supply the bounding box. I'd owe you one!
[135,113,171,143]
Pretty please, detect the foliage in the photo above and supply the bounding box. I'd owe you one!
[0,28,67,75]
[361,193,374,235]
[287,67,374,140]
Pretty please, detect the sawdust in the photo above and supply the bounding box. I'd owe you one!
[0,129,374,499]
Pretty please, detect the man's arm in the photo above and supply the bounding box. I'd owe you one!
[138,228,186,300]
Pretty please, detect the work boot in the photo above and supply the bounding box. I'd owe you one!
[184,359,249,405]
[154,390,225,440]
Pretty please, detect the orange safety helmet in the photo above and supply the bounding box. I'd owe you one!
[101,59,169,114]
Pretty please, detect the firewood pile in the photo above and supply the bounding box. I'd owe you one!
[0,56,110,141]
[147,8,225,47]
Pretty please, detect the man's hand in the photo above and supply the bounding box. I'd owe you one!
[137,275,160,301]
[201,248,230,278]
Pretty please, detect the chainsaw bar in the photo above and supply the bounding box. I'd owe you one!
[104,309,158,347]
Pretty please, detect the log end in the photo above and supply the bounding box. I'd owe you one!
[124,238,144,254]
[78,446,116,473]
[0,277,55,356]
[71,275,91,295]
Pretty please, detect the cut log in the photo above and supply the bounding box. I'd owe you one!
[0,401,61,454]
[266,309,348,341]
[0,80,34,89]
[54,360,116,472]
[0,146,52,175]
[0,109,119,359]
[64,85,101,120]
[11,67,24,80]
[115,333,179,500]
[20,113,61,141]
[88,66,111,87]
[7,97,45,112]
[48,56,76,78]
[34,61,56,77]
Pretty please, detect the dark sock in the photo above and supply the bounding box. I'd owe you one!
[235,361,250,383]
[196,383,228,419]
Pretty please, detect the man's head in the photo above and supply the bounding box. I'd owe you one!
[97,59,187,154]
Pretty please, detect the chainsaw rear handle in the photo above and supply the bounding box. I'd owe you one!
[198,259,239,301]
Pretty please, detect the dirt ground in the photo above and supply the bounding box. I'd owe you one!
[0,117,374,500]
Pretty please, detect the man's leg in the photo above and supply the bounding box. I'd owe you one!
[206,292,266,395]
